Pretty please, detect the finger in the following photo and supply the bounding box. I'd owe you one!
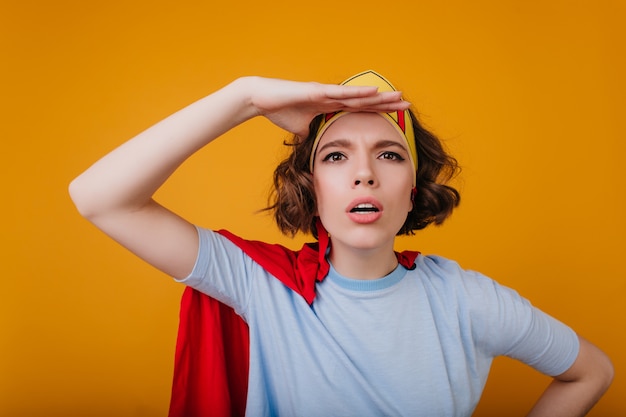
[341,103,412,115]
[322,84,379,100]
[337,91,407,109]
[347,101,412,113]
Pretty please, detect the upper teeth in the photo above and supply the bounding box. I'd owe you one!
[355,203,375,209]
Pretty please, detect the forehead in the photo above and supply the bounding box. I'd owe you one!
[317,112,404,145]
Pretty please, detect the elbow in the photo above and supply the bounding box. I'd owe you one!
[579,338,615,398]
[68,176,98,220]
[599,353,615,394]
[557,336,615,401]
[68,177,87,216]
[590,342,615,395]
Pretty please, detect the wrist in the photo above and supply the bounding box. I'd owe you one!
[226,76,262,121]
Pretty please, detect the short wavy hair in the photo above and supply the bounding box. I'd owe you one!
[266,109,460,238]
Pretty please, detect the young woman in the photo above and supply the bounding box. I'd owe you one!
[70,71,613,416]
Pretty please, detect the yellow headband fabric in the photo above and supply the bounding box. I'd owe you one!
[309,70,418,182]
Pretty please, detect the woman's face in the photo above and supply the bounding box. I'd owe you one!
[312,112,414,254]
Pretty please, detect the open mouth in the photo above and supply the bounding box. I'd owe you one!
[350,203,380,213]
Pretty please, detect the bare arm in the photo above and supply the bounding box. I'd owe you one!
[527,335,613,417]
[69,76,409,278]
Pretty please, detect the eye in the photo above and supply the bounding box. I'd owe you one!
[322,152,346,162]
[379,151,405,161]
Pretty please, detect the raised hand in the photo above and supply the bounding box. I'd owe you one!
[244,76,410,137]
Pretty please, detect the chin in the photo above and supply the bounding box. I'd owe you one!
[332,228,397,252]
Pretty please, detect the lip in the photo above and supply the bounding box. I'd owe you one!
[345,197,383,224]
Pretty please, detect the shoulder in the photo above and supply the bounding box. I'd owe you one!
[414,254,529,312]
[194,227,295,257]
[200,227,319,300]
[415,254,495,290]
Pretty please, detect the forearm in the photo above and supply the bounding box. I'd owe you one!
[69,73,409,220]
[69,77,256,219]
[527,378,609,417]
[527,336,613,417]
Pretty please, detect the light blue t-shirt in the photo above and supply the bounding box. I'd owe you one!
[178,227,579,417]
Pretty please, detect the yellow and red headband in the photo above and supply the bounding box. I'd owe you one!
[309,70,418,183]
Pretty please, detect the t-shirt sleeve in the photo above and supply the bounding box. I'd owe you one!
[174,226,254,315]
[464,270,580,377]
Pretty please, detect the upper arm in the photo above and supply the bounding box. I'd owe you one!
[467,274,579,376]
[82,198,200,279]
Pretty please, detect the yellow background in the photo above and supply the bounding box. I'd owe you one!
[2,0,624,415]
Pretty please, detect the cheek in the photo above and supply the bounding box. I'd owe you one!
[397,189,413,215]
[312,176,328,216]
[382,170,413,207]
[395,184,415,216]
[313,175,341,216]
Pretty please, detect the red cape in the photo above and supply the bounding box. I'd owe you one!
[168,226,419,417]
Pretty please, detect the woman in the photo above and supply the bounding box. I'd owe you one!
[70,71,613,416]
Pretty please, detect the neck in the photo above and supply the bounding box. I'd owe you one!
[327,241,398,280]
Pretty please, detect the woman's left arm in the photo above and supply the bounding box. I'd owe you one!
[527,335,613,417]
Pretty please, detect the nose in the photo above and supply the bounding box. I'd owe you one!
[353,157,377,187]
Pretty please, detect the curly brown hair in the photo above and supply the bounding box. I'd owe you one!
[266,109,460,238]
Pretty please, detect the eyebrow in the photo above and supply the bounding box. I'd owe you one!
[317,138,409,154]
